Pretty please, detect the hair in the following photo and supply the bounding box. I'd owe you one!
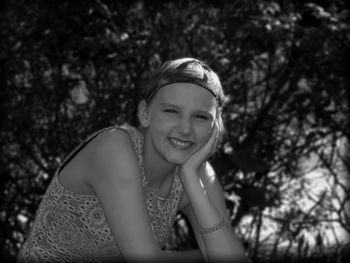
[140,58,225,108]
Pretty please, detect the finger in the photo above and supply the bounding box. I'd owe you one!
[211,120,220,142]
[186,121,219,164]
[196,121,218,156]
[212,134,220,150]
[210,136,220,155]
[209,121,220,153]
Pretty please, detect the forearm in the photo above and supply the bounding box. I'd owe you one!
[182,171,247,262]
[182,173,221,227]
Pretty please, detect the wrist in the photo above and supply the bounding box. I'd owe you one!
[180,161,206,178]
[179,168,198,185]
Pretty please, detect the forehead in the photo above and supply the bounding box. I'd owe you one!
[153,83,217,109]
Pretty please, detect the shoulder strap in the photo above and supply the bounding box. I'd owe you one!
[58,126,117,173]
[119,124,143,165]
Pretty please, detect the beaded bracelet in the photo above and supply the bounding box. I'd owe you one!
[198,215,228,235]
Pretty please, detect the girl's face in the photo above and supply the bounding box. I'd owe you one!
[142,83,218,165]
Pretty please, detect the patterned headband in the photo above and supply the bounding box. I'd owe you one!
[145,80,222,106]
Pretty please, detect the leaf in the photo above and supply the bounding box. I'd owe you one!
[231,149,269,173]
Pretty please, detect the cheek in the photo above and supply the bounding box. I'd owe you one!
[195,122,214,143]
[150,115,174,137]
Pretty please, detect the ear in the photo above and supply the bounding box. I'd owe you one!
[138,100,150,127]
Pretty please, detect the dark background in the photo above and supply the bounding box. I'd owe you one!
[1,0,349,262]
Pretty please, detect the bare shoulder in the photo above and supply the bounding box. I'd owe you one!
[81,128,162,259]
[88,127,133,151]
[85,127,140,182]
[58,127,138,194]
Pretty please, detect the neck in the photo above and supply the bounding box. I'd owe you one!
[141,129,176,189]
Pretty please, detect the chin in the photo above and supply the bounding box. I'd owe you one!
[163,147,197,165]
[166,156,188,165]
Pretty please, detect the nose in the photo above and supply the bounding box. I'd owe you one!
[178,118,192,136]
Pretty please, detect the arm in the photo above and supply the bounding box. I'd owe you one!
[181,162,247,262]
[86,129,194,262]
[179,121,247,262]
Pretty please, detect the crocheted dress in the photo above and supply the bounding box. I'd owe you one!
[17,125,184,262]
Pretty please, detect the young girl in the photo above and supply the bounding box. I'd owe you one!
[18,58,247,262]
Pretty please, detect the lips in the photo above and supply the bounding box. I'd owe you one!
[168,137,193,150]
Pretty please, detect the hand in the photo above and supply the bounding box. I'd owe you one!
[181,120,221,175]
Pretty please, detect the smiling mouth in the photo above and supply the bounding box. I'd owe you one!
[169,137,193,150]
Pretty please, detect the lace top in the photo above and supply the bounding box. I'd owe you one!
[18,125,184,262]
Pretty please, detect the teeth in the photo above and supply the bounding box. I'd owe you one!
[172,139,190,146]
[170,138,192,148]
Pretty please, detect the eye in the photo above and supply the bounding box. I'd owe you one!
[163,109,178,114]
[195,114,209,120]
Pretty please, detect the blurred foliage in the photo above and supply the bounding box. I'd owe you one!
[1,0,350,262]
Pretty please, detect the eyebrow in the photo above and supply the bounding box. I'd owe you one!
[160,102,179,108]
[160,102,214,115]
